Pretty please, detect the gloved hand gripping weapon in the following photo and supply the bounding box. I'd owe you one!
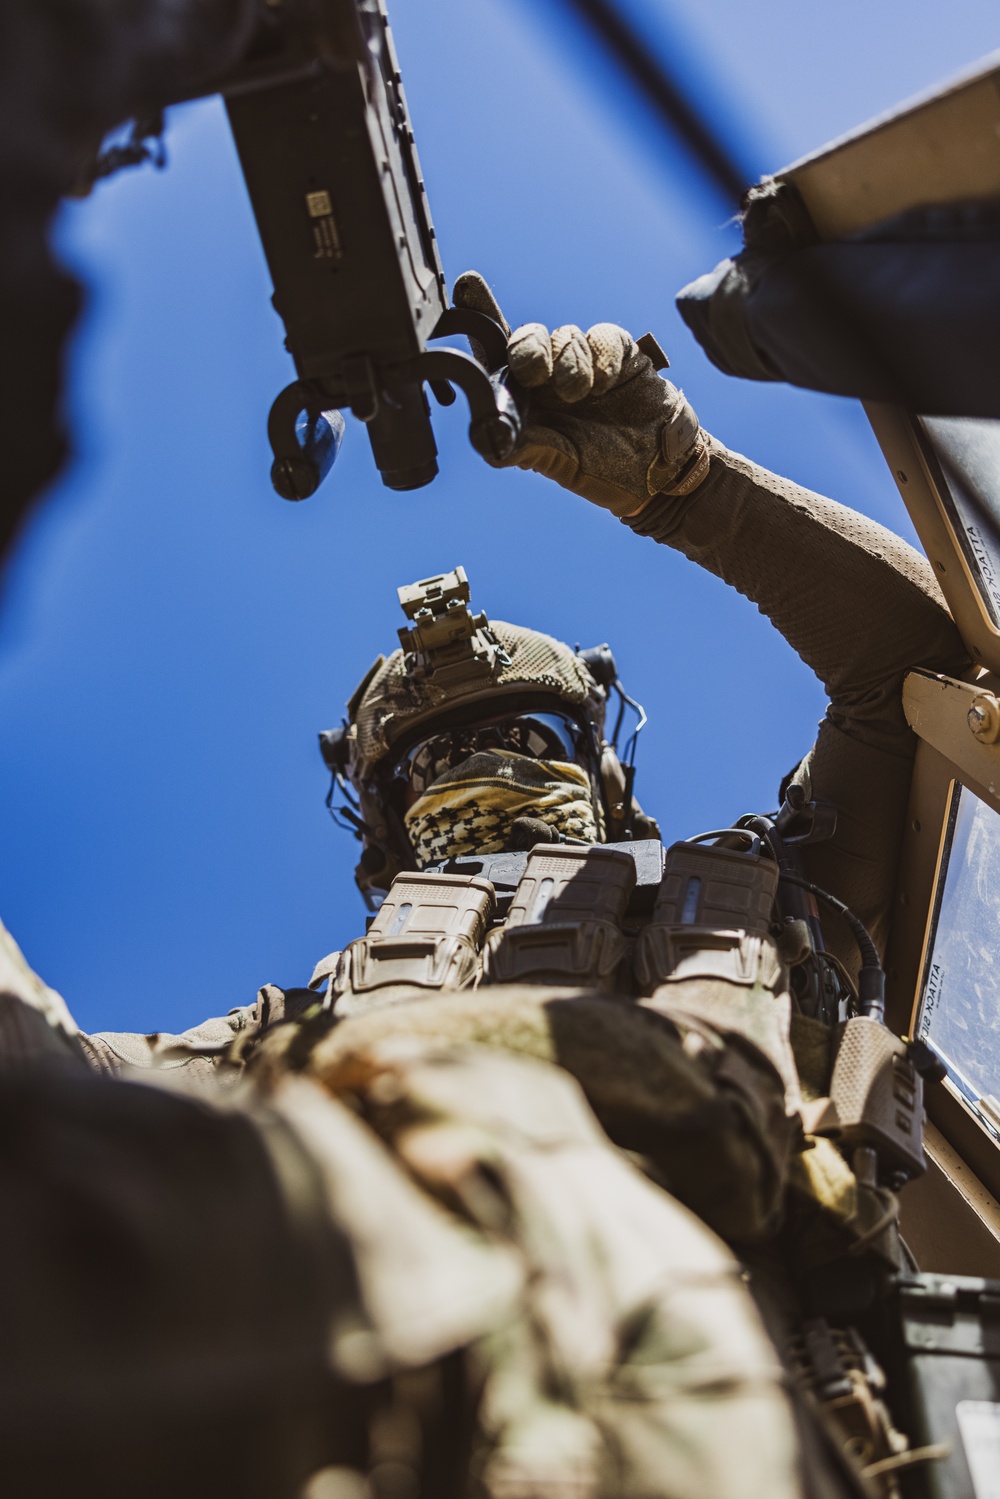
[182,0,523,495]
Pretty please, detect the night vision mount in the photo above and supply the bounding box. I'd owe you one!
[187,0,523,497]
[397,568,512,686]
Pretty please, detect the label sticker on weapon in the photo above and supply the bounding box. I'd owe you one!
[920,416,1000,629]
[957,1401,1000,1499]
[304,189,342,261]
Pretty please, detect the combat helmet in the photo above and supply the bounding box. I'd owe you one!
[320,568,658,901]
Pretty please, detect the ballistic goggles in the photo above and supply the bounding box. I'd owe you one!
[392,710,591,795]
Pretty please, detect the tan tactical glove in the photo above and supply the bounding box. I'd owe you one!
[453,270,710,518]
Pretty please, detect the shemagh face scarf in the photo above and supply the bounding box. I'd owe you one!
[404,750,600,868]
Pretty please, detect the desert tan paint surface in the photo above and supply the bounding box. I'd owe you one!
[770,53,1000,674]
[766,52,1000,1251]
[778,52,1000,239]
[902,669,1000,815]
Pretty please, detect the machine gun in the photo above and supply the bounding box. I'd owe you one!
[183,0,521,497]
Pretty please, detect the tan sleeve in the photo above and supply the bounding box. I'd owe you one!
[625,436,971,966]
[0,918,88,1072]
[79,986,318,1082]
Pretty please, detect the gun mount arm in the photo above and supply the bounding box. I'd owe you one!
[266,336,525,497]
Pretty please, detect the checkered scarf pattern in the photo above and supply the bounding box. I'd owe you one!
[404,751,600,868]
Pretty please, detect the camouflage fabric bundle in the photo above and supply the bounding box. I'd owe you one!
[272,1033,803,1499]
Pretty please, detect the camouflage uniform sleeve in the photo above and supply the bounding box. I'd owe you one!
[0,918,87,1071]
[78,983,316,1084]
[625,436,971,966]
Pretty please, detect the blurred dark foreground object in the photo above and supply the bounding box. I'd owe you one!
[677,183,1000,417]
[0,0,519,569]
[0,0,259,565]
[0,923,495,1499]
[0,1066,370,1499]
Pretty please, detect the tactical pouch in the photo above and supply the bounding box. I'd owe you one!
[652,830,778,931]
[635,830,781,990]
[338,870,495,995]
[829,1016,926,1178]
[482,844,635,986]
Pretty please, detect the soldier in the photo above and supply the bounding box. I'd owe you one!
[69,275,969,1496]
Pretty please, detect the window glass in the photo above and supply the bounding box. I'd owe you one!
[917,781,1000,1139]
[920,416,1000,629]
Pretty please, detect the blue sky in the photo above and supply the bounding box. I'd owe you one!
[1,0,997,1035]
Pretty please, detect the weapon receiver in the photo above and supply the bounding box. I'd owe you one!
[186,0,521,496]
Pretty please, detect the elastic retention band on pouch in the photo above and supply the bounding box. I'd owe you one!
[334,872,495,1010]
[483,844,635,986]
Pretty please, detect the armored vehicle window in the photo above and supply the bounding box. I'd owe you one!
[865,411,1000,677]
[917,781,1000,1141]
[920,416,1000,632]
